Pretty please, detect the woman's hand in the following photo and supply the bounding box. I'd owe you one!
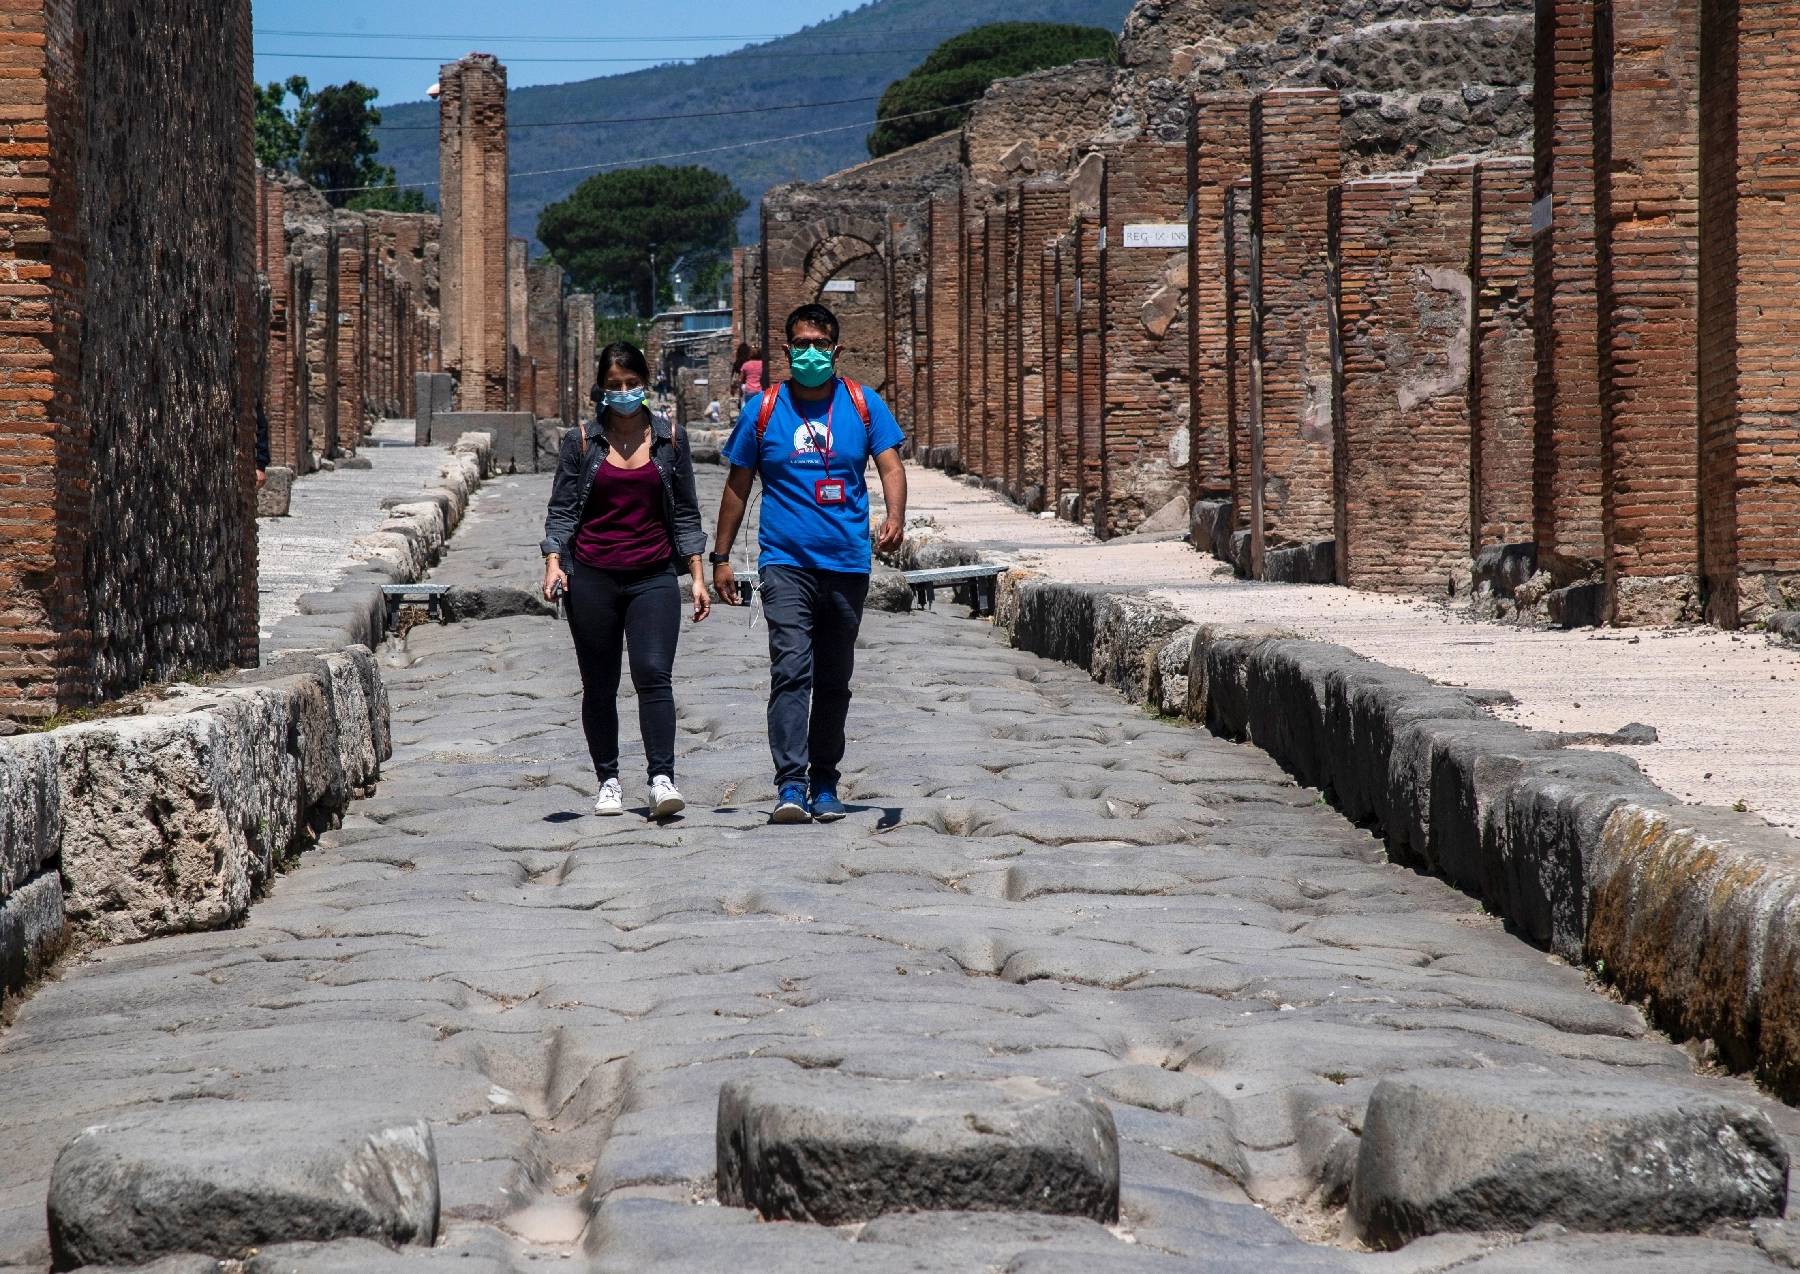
[690,575,712,623]
[543,556,569,602]
[713,561,740,607]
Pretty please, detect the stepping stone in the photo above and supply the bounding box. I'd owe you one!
[47,1103,439,1270]
[716,1073,1119,1225]
[1347,1069,1787,1248]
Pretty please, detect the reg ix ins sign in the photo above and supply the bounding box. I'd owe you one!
[1121,223,1188,249]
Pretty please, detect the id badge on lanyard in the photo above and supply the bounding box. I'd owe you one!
[804,404,847,506]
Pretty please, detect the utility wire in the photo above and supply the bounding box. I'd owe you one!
[319,98,979,194]
[254,23,983,42]
[372,94,882,132]
[259,48,939,64]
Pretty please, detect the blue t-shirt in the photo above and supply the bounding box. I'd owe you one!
[723,380,906,574]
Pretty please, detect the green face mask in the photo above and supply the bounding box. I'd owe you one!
[789,346,836,388]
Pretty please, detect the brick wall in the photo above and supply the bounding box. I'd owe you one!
[1332,166,1476,592]
[258,177,301,470]
[1098,137,1190,535]
[960,199,983,465]
[526,260,564,420]
[1533,0,1604,581]
[983,206,1008,485]
[0,0,261,714]
[1001,196,1021,496]
[1042,241,1064,506]
[1052,235,1079,512]
[1226,180,1254,537]
[564,293,595,425]
[925,196,961,456]
[439,55,509,412]
[1074,214,1105,533]
[1250,89,1341,569]
[1470,158,1536,552]
[1598,0,1703,623]
[334,213,367,453]
[506,238,528,413]
[1188,96,1253,504]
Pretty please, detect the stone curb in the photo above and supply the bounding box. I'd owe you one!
[0,434,497,1003]
[978,564,1800,1102]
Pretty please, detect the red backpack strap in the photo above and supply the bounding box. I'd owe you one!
[841,377,872,428]
[754,383,784,440]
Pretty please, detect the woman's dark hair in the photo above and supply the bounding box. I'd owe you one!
[590,340,651,402]
[733,342,753,373]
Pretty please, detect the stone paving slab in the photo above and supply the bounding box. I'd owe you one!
[905,468,1800,835]
[0,468,1793,1272]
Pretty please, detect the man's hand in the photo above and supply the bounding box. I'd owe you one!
[876,516,905,555]
[713,561,741,606]
[543,557,569,602]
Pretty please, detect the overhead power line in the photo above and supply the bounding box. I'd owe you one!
[318,98,980,195]
[254,23,985,43]
[371,94,882,132]
[258,48,939,65]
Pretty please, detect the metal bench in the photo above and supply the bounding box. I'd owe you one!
[903,564,1006,617]
[380,583,452,630]
[731,564,1006,617]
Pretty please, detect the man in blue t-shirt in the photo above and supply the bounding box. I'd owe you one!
[711,303,908,824]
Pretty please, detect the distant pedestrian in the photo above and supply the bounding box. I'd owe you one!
[733,344,765,404]
[542,340,711,818]
[711,304,907,824]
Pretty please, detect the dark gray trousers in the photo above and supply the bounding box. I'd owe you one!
[760,565,869,790]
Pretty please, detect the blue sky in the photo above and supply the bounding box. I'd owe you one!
[252,1,843,105]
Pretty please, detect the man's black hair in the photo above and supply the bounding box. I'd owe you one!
[785,303,840,345]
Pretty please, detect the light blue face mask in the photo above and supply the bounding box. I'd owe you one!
[603,387,648,413]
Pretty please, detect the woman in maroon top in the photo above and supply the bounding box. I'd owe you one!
[541,341,710,818]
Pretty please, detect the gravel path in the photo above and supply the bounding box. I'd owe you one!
[0,469,1793,1272]
[905,469,1800,836]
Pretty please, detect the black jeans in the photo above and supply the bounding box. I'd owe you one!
[566,558,681,782]
[760,565,869,791]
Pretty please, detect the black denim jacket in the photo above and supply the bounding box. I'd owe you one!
[540,411,707,565]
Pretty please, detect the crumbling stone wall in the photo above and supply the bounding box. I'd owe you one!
[1471,157,1535,552]
[963,63,1115,194]
[439,55,509,412]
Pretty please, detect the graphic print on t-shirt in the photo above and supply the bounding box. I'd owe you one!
[792,419,832,458]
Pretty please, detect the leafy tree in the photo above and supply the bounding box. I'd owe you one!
[867,22,1118,158]
[348,179,430,214]
[254,75,312,171]
[538,166,748,317]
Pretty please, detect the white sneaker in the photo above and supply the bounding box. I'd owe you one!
[649,775,686,818]
[594,778,624,817]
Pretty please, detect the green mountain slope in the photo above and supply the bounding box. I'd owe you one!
[373,0,1136,249]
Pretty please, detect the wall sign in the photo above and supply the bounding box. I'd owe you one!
[1122,223,1189,249]
[822,279,857,294]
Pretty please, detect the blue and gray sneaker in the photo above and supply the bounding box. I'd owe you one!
[810,789,848,822]
[771,784,812,824]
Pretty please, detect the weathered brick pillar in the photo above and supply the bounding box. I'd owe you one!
[1698,0,1800,626]
[1018,181,1069,507]
[1250,89,1340,578]
[1187,95,1253,504]
[317,226,340,463]
[959,198,984,467]
[566,293,596,423]
[730,245,746,354]
[527,260,565,420]
[983,206,1007,484]
[291,263,312,460]
[1534,0,1604,581]
[1041,241,1062,508]
[438,54,509,412]
[1001,195,1021,497]
[1074,214,1105,533]
[925,196,960,456]
[1052,235,1079,515]
[1598,0,1703,623]
[506,237,528,413]
[1331,166,1476,592]
[759,205,806,375]
[257,176,299,469]
[1471,159,1537,554]
[334,213,367,454]
[1225,179,1254,543]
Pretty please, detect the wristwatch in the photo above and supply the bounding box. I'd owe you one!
[708,552,732,565]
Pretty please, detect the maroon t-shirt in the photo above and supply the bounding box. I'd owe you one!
[572,460,672,571]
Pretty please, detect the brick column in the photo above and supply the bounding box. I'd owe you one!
[334,213,367,455]
[1598,0,1703,623]
[1698,0,1800,625]
[527,260,565,420]
[1052,236,1078,515]
[925,196,960,457]
[730,245,747,354]
[1018,181,1069,506]
[1534,0,1604,580]
[258,177,299,469]
[959,200,984,467]
[1188,95,1253,503]
[1002,195,1021,497]
[1098,137,1189,536]
[1331,167,1476,592]
[506,237,528,413]
[1041,241,1062,510]
[1250,89,1340,577]
[1471,158,1537,553]
[1226,180,1254,545]
[983,206,1007,485]
[1074,214,1105,533]
[438,54,509,411]
[318,226,340,464]
[566,294,596,423]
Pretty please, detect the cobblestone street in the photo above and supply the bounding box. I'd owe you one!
[0,469,1793,1272]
